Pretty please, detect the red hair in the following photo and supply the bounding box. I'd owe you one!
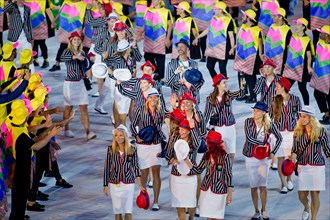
[205,142,227,162]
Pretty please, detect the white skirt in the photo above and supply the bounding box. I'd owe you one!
[214,125,236,154]
[114,87,131,114]
[171,175,197,208]
[297,165,325,191]
[276,130,294,157]
[109,182,135,214]
[199,189,227,219]
[245,156,271,188]
[136,143,162,169]
[63,80,89,106]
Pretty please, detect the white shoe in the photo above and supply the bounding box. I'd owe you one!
[151,203,159,211]
[287,181,294,191]
[194,207,200,217]
[281,186,288,194]
[252,212,261,220]
[87,132,96,141]
[147,180,153,188]
[64,130,74,138]
[94,107,108,115]
[262,211,269,220]
[91,92,99,97]
[270,163,278,170]
[302,211,310,220]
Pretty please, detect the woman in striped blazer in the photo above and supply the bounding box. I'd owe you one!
[204,73,245,166]
[291,106,330,220]
[60,32,96,141]
[130,88,165,211]
[185,130,233,220]
[243,101,282,220]
[272,77,301,193]
[103,125,145,220]
[167,119,200,220]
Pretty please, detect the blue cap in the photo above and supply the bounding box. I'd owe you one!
[184,68,203,85]
[252,101,268,112]
[175,38,190,49]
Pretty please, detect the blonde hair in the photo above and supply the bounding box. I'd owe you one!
[294,115,322,142]
[67,37,83,54]
[111,130,133,154]
[144,96,161,113]
[262,113,271,135]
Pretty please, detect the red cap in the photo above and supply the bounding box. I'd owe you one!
[261,59,277,68]
[139,74,154,85]
[180,93,197,104]
[136,190,150,210]
[169,108,185,122]
[140,60,156,72]
[278,77,292,91]
[179,119,191,130]
[113,21,127,32]
[252,144,270,160]
[206,130,224,144]
[69,31,83,40]
[103,3,112,17]
[87,52,96,59]
[212,73,228,87]
[281,159,297,176]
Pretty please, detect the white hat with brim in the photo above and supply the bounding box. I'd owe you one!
[174,139,189,161]
[113,124,131,137]
[299,105,315,117]
[117,40,131,52]
[92,63,108,79]
[113,68,131,81]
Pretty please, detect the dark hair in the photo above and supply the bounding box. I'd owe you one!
[205,142,227,163]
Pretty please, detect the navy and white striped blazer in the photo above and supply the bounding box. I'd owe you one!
[103,145,141,186]
[4,2,32,43]
[292,128,330,166]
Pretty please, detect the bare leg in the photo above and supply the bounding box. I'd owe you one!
[277,157,287,188]
[124,213,132,220]
[115,214,122,220]
[251,187,259,213]
[79,105,90,135]
[86,69,92,79]
[259,186,267,212]
[63,105,73,130]
[188,207,196,220]
[151,165,161,204]
[177,208,186,220]
[298,191,310,212]
[128,100,134,122]
[119,114,127,127]
[196,174,201,207]
[113,102,120,128]
[140,168,149,188]
[310,191,320,220]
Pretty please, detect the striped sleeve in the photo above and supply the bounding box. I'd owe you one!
[190,154,206,175]
[253,77,263,95]
[132,146,141,177]
[86,9,106,26]
[103,146,111,186]
[166,73,180,91]
[269,122,282,155]
[60,49,73,62]
[196,111,207,136]
[321,128,330,158]
[117,83,137,100]
[130,107,142,137]
[203,96,213,124]
[223,154,233,187]
[131,47,142,62]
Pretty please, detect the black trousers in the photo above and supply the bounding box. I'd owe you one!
[314,89,330,113]
[55,43,68,62]
[10,166,30,220]
[144,52,166,80]
[207,57,228,78]
[27,147,49,202]
[200,35,207,59]
[238,72,257,98]
[288,79,310,105]
[33,39,48,60]
[50,160,63,181]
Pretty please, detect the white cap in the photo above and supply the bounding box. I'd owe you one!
[113,124,131,137]
[147,88,160,97]
[299,105,315,117]
[117,40,131,52]
[107,12,118,20]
